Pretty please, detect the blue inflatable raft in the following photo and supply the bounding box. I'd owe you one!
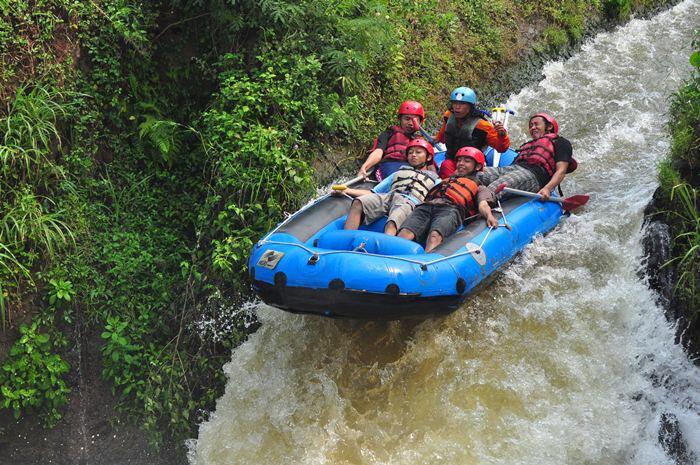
[248,147,566,319]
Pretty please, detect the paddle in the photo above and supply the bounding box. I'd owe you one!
[411,117,437,145]
[495,184,589,212]
[331,174,367,192]
[489,106,515,167]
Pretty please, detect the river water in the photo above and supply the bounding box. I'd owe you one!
[190,2,700,464]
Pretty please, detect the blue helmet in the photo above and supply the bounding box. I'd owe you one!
[450,86,477,105]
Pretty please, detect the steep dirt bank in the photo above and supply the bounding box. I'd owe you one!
[0,313,185,465]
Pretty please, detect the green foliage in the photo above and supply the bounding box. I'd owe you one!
[604,0,632,19]
[0,242,30,284]
[660,43,700,320]
[658,159,682,196]
[0,0,76,98]
[1,187,75,260]
[0,318,70,427]
[47,278,75,306]
[0,82,74,330]
[100,315,206,447]
[668,41,700,176]
[691,51,700,68]
[665,184,700,309]
[0,244,30,330]
[0,84,70,185]
[1,0,682,456]
[0,269,74,425]
[137,117,183,164]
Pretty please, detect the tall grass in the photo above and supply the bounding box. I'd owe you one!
[0,84,74,331]
[0,243,31,330]
[0,188,72,330]
[1,84,68,184]
[666,183,700,310]
[0,188,75,260]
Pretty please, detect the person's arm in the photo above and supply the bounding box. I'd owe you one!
[330,186,373,198]
[435,121,447,143]
[358,131,390,177]
[332,173,390,197]
[537,161,568,200]
[477,120,510,153]
[538,137,574,199]
[359,148,383,178]
[477,187,499,227]
[434,110,451,143]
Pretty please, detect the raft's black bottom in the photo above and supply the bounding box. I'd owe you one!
[253,280,464,320]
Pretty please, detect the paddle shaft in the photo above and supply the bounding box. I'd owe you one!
[417,126,437,145]
[499,186,589,212]
[501,186,566,203]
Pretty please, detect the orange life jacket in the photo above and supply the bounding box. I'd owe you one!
[428,176,479,216]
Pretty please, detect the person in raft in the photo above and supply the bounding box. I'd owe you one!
[435,86,510,179]
[358,100,429,181]
[477,112,578,219]
[333,138,440,236]
[398,147,500,253]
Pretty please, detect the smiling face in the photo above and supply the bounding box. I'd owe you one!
[455,156,477,176]
[528,116,550,138]
[407,146,428,167]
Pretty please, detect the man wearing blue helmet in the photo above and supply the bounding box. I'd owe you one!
[435,86,510,178]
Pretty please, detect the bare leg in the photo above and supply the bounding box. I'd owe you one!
[398,229,415,241]
[344,200,364,230]
[384,220,397,236]
[424,230,444,253]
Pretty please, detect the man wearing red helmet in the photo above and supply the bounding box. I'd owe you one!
[477,113,577,216]
[358,101,430,180]
[398,147,499,253]
[335,138,440,236]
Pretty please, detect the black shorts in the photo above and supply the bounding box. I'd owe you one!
[400,203,462,242]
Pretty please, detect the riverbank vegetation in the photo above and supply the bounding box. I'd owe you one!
[0,0,684,455]
[656,42,700,356]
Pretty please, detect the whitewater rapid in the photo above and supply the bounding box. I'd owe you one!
[190,2,700,464]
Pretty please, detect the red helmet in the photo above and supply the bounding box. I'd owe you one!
[398,101,425,122]
[406,138,434,161]
[530,112,559,134]
[455,147,485,171]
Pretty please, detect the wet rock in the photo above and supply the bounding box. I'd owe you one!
[658,412,695,465]
[640,219,673,311]
[642,186,700,360]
